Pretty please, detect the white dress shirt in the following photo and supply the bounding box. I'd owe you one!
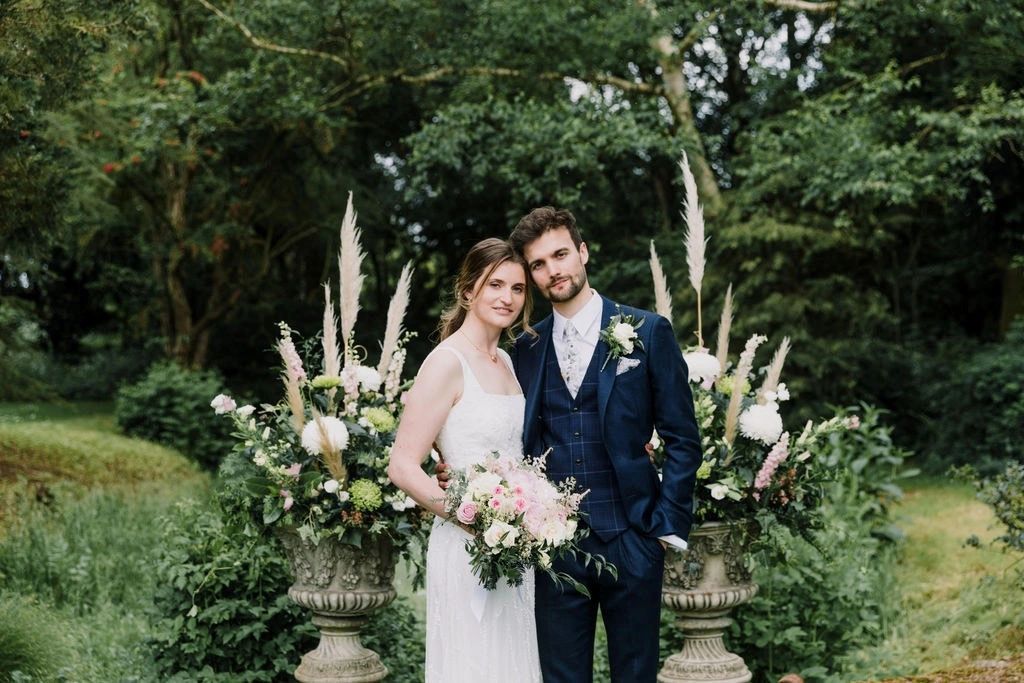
[550,290,687,552]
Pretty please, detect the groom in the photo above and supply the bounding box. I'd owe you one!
[508,207,702,682]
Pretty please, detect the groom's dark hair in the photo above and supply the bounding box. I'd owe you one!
[509,207,582,255]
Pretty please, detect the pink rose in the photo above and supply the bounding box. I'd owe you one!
[456,502,478,524]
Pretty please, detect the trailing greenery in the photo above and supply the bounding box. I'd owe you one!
[115,361,235,471]
[149,499,426,682]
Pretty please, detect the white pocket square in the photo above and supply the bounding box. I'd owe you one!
[616,358,640,376]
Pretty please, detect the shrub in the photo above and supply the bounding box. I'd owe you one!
[925,318,1024,474]
[49,346,156,401]
[729,517,897,680]
[0,594,74,682]
[150,499,425,682]
[115,361,235,470]
[976,462,1024,587]
[820,403,917,541]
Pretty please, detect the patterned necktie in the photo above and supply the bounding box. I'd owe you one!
[562,321,583,398]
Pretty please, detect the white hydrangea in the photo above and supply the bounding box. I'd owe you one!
[682,350,722,384]
[301,416,350,455]
[739,403,784,445]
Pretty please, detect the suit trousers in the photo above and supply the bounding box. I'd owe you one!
[535,526,665,682]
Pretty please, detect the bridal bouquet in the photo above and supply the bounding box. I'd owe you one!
[648,154,859,534]
[442,452,615,595]
[212,194,432,555]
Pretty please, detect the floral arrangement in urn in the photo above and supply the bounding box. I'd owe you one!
[213,194,432,553]
[649,154,858,532]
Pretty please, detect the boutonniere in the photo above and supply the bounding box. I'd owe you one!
[599,309,645,370]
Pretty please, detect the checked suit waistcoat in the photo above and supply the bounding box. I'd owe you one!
[540,334,628,542]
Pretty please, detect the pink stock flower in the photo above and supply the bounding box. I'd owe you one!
[492,485,505,497]
[844,415,861,430]
[753,432,791,493]
[489,497,502,510]
[456,502,478,524]
[277,334,306,383]
[284,463,302,478]
[514,498,528,514]
[280,489,294,511]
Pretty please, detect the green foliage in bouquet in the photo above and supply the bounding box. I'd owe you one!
[116,360,235,470]
[150,500,425,682]
[211,197,432,560]
[649,154,856,537]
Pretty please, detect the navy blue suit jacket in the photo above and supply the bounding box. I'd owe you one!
[511,295,702,541]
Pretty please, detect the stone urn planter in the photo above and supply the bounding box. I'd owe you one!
[276,529,397,683]
[658,521,758,683]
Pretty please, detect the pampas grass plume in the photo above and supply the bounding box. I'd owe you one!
[338,192,365,363]
[377,262,414,377]
[649,241,673,322]
[715,284,733,370]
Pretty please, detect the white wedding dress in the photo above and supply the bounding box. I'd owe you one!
[424,346,542,682]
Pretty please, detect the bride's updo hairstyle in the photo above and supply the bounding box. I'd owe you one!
[437,238,535,340]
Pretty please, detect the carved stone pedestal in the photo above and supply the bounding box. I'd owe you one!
[277,530,397,683]
[659,521,758,683]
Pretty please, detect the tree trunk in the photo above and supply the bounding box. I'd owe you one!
[650,36,724,215]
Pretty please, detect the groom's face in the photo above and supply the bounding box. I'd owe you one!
[522,227,589,303]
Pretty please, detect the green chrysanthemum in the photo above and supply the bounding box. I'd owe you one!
[349,479,383,512]
[715,374,751,397]
[311,375,342,390]
[361,406,396,433]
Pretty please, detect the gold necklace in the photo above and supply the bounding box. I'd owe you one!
[460,330,498,363]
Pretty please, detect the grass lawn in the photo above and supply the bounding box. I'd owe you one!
[0,402,210,681]
[843,476,1024,681]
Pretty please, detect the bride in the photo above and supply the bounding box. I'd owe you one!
[386,238,542,682]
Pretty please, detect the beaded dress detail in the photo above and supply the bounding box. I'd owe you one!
[424,346,541,683]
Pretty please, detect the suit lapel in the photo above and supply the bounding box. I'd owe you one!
[596,296,619,428]
[521,316,552,450]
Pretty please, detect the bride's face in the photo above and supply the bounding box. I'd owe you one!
[467,261,527,329]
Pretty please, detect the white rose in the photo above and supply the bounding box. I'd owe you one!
[649,430,662,451]
[538,550,551,569]
[210,394,236,414]
[323,479,340,494]
[483,521,515,548]
[682,350,722,384]
[235,404,255,418]
[739,403,784,445]
[301,417,350,455]
[612,322,635,346]
[710,484,729,500]
[337,491,351,503]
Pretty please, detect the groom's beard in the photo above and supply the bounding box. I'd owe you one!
[544,271,587,303]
